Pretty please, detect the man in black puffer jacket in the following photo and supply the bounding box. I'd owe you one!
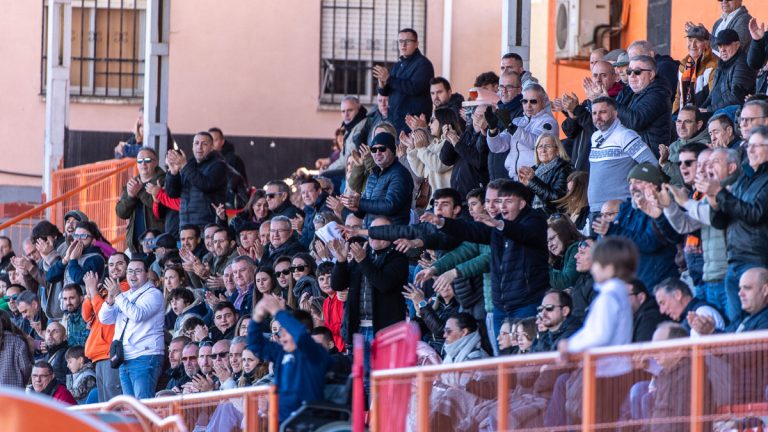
[704,29,756,113]
[165,131,228,228]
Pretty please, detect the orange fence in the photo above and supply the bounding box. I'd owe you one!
[0,158,136,252]
[70,385,278,432]
[370,330,768,432]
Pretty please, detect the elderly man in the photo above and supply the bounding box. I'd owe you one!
[615,55,672,157]
[327,96,370,171]
[586,96,657,218]
[116,147,166,254]
[736,100,768,148]
[710,0,753,55]
[16,291,47,350]
[255,216,307,269]
[653,277,725,337]
[708,126,768,322]
[99,259,165,399]
[626,40,678,101]
[660,106,710,186]
[341,133,414,228]
[560,60,623,172]
[165,131,228,228]
[486,83,558,180]
[163,335,191,391]
[704,29,756,114]
[673,26,718,113]
[228,256,255,316]
[373,28,434,134]
[44,321,69,384]
[708,114,740,149]
[31,361,77,405]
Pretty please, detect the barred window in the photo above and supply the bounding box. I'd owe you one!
[41,0,146,99]
[320,0,427,105]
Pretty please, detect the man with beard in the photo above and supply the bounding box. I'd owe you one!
[168,342,199,393]
[44,321,69,384]
[659,107,710,186]
[61,283,88,347]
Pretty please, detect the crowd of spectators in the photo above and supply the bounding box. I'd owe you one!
[2,10,768,428]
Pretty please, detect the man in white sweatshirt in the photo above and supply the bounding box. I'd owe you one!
[99,258,165,399]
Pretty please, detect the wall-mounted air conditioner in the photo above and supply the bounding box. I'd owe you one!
[555,0,611,59]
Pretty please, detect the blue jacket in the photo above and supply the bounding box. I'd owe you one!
[617,78,672,158]
[246,310,329,421]
[164,153,228,228]
[440,207,549,312]
[378,48,434,133]
[357,160,413,228]
[606,200,682,289]
[46,245,105,285]
[301,192,330,248]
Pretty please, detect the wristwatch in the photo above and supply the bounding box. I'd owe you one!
[417,300,428,309]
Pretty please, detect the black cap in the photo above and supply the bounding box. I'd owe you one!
[237,221,260,234]
[154,233,177,250]
[714,29,739,46]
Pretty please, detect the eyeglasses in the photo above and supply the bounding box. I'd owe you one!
[370,146,388,154]
[181,355,198,362]
[537,304,563,313]
[498,84,521,91]
[522,99,539,105]
[680,160,697,167]
[5,294,19,301]
[72,233,91,240]
[211,351,230,359]
[290,265,307,273]
[136,157,155,164]
[627,69,653,76]
[269,228,291,234]
[397,39,416,45]
[443,328,457,335]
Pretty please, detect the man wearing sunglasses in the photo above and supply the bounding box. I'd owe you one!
[531,290,580,352]
[116,147,166,254]
[46,221,105,288]
[486,83,558,181]
[264,180,303,220]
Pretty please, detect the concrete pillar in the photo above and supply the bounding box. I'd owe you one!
[501,0,532,70]
[143,0,171,159]
[43,0,72,201]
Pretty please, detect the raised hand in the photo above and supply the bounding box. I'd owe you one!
[658,144,670,165]
[402,283,426,307]
[434,268,458,293]
[393,238,423,254]
[444,125,460,146]
[419,212,442,226]
[749,18,767,41]
[414,267,437,285]
[327,238,349,262]
[145,180,161,200]
[126,177,142,198]
[35,237,55,258]
[349,241,368,263]
[663,184,690,207]
[212,203,226,221]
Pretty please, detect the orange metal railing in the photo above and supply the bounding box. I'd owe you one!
[70,385,278,432]
[370,330,768,432]
[0,158,136,252]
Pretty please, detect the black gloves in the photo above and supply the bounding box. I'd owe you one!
[484,108,499,130]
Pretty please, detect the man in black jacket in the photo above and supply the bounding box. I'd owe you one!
[329,217,409,348]
[704,29,756,114]
[256,216,307,269]
[532,290,581,352]
[627,279,665,342]
[165,132,228,228]
[265,180,303,220]
[209,127,248,184]
[373,28,434,134]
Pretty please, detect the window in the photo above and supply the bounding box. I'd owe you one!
[41,0,146,99]
[320,0,427,105]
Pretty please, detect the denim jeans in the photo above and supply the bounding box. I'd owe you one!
[724,262,758,323]
[492,303,539,350]
[698,280,727,317]
[119,354,164,399]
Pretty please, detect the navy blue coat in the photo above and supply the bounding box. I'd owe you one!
[356,160,413,228]
[440,207,549,312]
[606,200,682,290]
[247,311,329,421]
[617,79,672,157]
[165,153,228,228]
[378,48,434,133]
[440,127,489,199]
[300,192,330,248]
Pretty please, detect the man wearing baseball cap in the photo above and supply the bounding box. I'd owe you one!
[593,162,682,289]
[673,26,718,113]
[703,28,756,114]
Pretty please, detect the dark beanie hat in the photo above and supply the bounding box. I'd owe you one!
[627,162,665,186]
[370,132,397,154]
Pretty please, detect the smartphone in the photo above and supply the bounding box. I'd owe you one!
[173,141,179,151]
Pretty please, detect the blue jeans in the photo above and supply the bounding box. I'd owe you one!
[492,303,539,350]
[119,354,164,399]
[724,263,758,323]
[698,280,727,317]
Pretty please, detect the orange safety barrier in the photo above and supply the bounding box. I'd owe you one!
[70,385,277,432]
[0,158,136,252]
[370,330,768,432]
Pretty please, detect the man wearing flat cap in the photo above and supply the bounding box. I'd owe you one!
[703,28,756,113]
[594,162,683,289]
[673,26,719,113]
[341,132,414,228]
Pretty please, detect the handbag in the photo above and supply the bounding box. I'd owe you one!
[415,177,432,209]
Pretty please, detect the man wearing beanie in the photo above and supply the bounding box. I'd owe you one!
[341,132,414,227]
[593,162,683,289]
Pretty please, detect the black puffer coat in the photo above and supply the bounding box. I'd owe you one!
[704,50,756,113]
[164,153,228,227]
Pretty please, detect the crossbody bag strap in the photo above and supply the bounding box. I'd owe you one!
[117,285,153,342]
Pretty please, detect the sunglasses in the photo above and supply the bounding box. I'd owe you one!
[198,341,214,348]
[136,157,155,164]
[72,233,91,240]
[537,304,563,313]
[290,265,307,273]
[266,193,282,199]
[369,146,388,154]
[5,294,18,301]
[521,99,539,105]
[211,351,230,359]
[276,269,291,276]
[680,160,696,167]
[627,69,652,76]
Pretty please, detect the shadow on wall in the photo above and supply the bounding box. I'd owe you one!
[66,131,332,188]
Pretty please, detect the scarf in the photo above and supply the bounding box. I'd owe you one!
[532,158,562,208]
[442,331,481,364]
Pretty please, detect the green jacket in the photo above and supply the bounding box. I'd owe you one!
[549,241,580,291]
[661,127,710,186]
[115,168,166,253]
[432,241,493,313]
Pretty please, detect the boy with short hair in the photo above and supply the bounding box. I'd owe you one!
[65,345,97,404]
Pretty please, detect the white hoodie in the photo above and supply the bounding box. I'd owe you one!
[486,108,559,180]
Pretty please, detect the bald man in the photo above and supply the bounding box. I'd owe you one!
[691,267,768,335]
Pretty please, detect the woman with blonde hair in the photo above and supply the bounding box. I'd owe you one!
[553,171,590,231]
[517,132,573,215]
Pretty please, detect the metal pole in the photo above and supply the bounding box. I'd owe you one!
[43,0,72,202]
[143,0,170,160]
[582,354,596,431]
[690,346,705,432]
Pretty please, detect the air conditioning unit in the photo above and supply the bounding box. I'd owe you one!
[555,0,611,59]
